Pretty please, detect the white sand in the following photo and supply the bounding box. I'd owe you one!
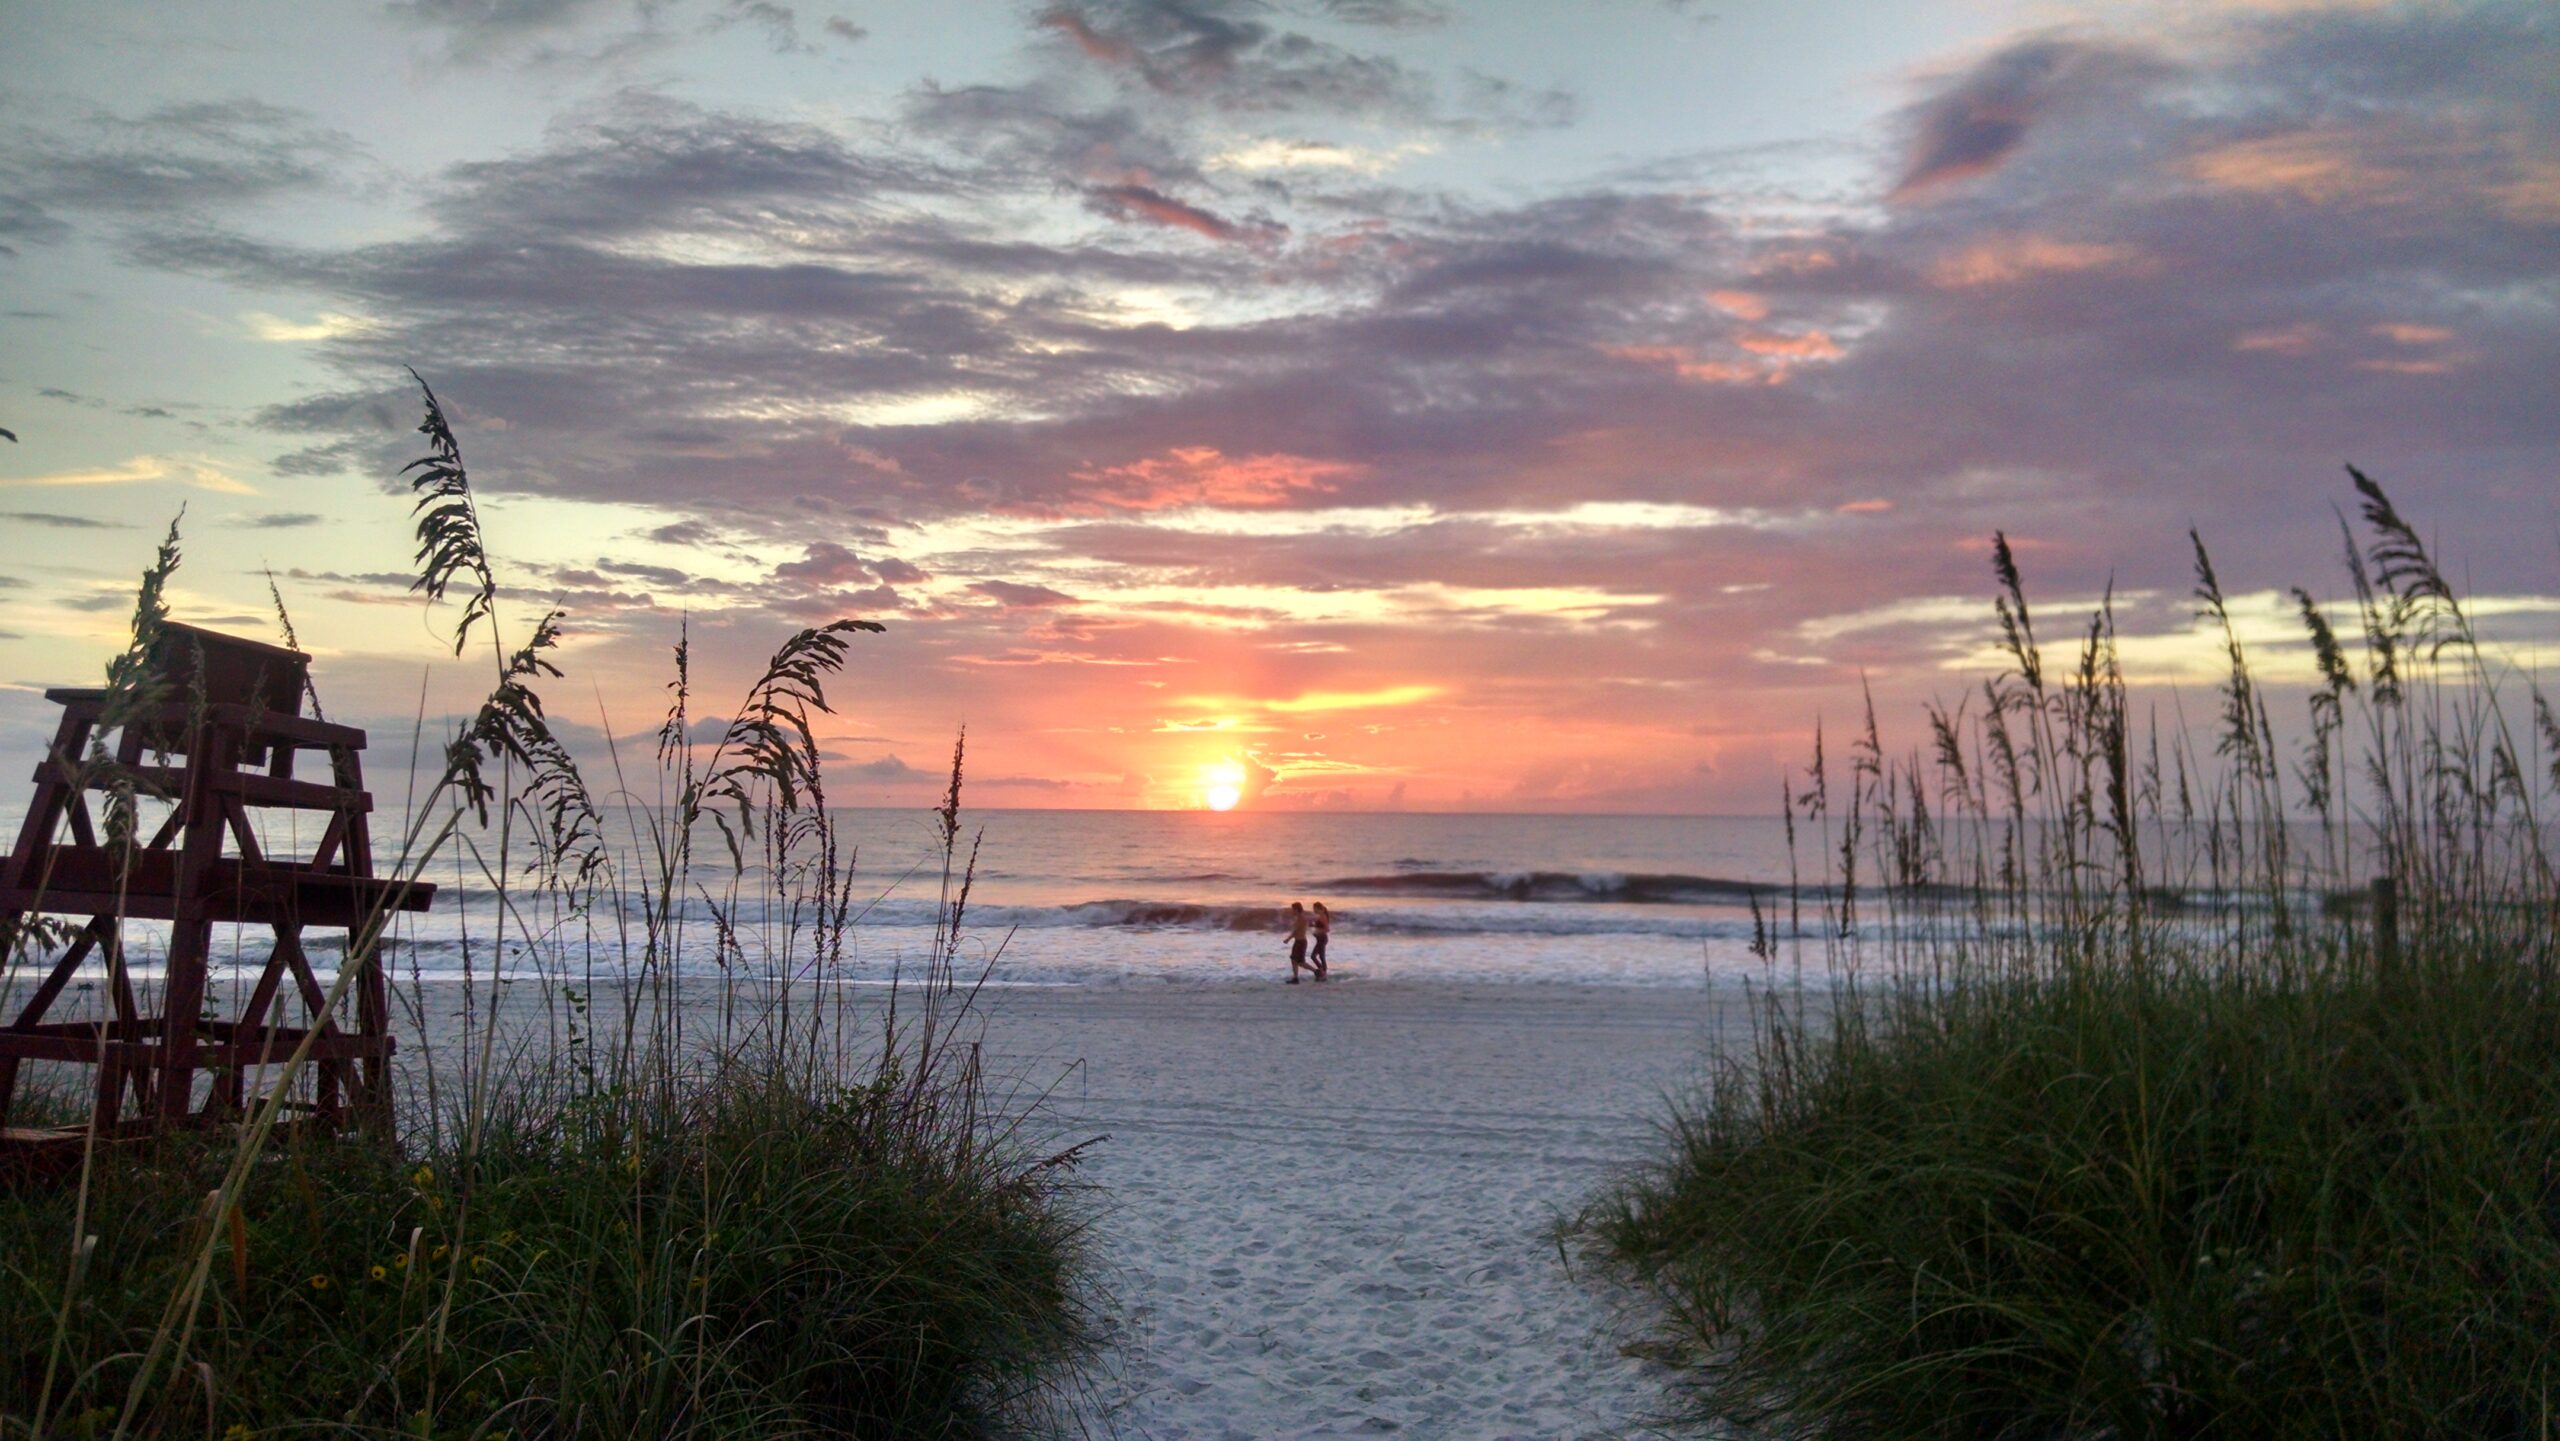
[973,980,1736,1440]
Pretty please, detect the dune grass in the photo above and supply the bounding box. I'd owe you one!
[1,375,1095,1438]
[1587,470,2560,1439]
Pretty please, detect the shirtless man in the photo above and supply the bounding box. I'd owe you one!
[1286,901,1312,983]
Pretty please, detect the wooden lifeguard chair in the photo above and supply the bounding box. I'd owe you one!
[0,623,434,1168]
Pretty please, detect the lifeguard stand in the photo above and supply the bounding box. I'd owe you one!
[0,624,434,1165]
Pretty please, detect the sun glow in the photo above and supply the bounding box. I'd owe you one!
[1200,759,1248,811]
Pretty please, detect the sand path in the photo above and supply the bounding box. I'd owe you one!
[977,981,1733,1440]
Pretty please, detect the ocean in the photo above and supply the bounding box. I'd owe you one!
[6,803,2377,996]
[817,807,1800,987]
[0,808,1800,994]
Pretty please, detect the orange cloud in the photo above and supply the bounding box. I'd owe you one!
[2371,322,2455,346]
[1706,289,1770,322]
[1837,498,1894,515]
[1181,684,1444,715]
[2188,130,2413,206]
[1929,234,2152,288]
[1736,329,1844,361]
[2234,323,2324,356]
[1602,344,1772,386]
[1071,447,1360,512]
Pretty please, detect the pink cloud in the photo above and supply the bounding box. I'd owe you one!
[1069,447,1358,511]
[1039,9,1139,68]
[1088,183,1277,244]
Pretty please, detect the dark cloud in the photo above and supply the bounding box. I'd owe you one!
[1,99,358,218]
[2,511,129,529]
[597,557,692,587]
[1086,182,1276,242]
[773,541,871,587]
[840,752,927,782]
[649,519,720,546]
[1887,38,2156,201]
[1033,0,1558,131]
[241,512,325,529]
[1317,0,1450,28]
[429,91,940,241]
[707,0,810,52]
[972,580,1078,608]
[0,195,69,249]
[823,16,865,43]
[384,0,622,59]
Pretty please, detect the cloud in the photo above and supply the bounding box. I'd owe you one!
[1034,0,1555,131]
[840,752,927,782]
[773,541,872,587]
[1068,448,1357,512]
[1927,234,2153,288]
[1888,38,2150,201]
[1,454,255,495]
[0,99,357,218]
[243,310,375,342]
[972,579,1078,609]
[0,511,131,529]
[1086,182,1277,243]
[241,511,324,528]
[72,0,2548,751]
[1317,0,1450,28]
[384,0,620,59]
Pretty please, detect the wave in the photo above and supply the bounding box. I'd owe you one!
[1315,869,1769,905]
[956,896,1763,941]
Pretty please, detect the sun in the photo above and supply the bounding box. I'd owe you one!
[1200,759,1248,812]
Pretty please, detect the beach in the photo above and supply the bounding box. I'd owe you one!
[972,979,1731,1439]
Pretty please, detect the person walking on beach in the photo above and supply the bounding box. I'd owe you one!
[1310,902,1332,980]
[1286,901,1312,983]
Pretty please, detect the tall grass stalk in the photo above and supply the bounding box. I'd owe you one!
[1587,469,2558,1439]
[2,375,1094,1437]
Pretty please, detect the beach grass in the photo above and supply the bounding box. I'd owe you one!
[0,376,1096,1438]
[1585,470,2560,1438]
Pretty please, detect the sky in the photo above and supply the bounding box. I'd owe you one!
[0,0,2553,813]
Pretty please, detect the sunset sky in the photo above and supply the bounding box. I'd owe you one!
[1,0,2552,812]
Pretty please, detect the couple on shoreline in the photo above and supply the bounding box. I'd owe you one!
[1285,901,1332,983]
